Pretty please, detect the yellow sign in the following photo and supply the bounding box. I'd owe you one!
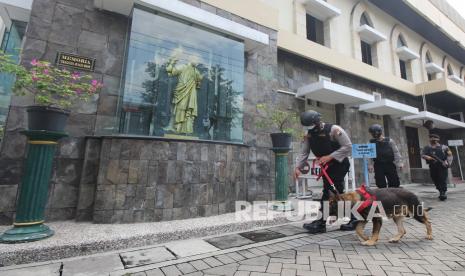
[56,52,96,72]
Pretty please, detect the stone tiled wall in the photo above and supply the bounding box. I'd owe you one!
[0,0,285,224]
[0,0,127,224]
[92,138,250,223]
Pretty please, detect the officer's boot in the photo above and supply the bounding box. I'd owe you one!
[303,219,326,234]
[340,215,359,231]
[439,190,447,201]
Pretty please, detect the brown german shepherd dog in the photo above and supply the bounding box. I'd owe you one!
[330,187,433,246]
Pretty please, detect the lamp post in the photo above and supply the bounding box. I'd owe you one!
[271,147,293,211]
[0,130,67,243]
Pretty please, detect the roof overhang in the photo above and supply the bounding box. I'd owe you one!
[93,0,269,47]
[303,0,341,21]
[402,111,465,129]
[296,80,374,105]
[0,0,32,28]
[396,46,420,61]
[425,62,444,74]
[359,98,419,117]
[357,24,387,44]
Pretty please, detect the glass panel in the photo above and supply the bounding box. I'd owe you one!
[425,52,432,63]
[361,40,372,65]
[360,13,372,27]
[447,65,453,76]
[119,8,244,142]
[397,35,406,48]
[306,14,324,45]
[0,20,27,128]
[399,60,407,80]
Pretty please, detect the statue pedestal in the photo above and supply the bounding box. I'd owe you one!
[0,130,67,243]
[270,147,293,212]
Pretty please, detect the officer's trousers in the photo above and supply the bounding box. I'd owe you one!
[429,164,448,192]
[374,161,400,188]
[315,158,351,222]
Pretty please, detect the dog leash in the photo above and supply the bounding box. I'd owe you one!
[312,158,339,195]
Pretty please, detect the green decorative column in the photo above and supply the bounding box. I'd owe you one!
[0,130,67,243]
[271,147,293,211]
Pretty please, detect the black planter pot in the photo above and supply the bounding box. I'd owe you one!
[270,133,292,148]
[26,106,70,132]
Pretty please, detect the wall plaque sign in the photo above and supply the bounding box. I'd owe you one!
[56,52,96,72]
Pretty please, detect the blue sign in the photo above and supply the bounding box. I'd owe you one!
[352,143,377,159]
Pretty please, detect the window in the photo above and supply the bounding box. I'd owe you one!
[447,64,454,76]
[399,60,407,80]
[119,8,245,142]
[449,112,464,122]
[425,51,435,81]
[306,14,324,45]
[397,35,406,48]
[361,40,372,65]
[360,13,372,27]
[0,20,27,129]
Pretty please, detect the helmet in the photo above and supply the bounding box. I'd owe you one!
[369,124,383,138]
[368,124,383,134]
[300,110,321,126]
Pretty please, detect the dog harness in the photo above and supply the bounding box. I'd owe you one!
[356,184,377,213]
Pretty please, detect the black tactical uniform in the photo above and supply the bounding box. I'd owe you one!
[370,137,400,188]
[422,142,452,200]
[296,111,355,233]
[310,123,350,199]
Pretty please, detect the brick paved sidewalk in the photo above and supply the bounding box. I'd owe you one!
[2,184,465,276]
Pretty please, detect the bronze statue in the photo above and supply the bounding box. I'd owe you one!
[166,57,203,134]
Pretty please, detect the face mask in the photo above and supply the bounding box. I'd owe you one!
[304,125,316,131]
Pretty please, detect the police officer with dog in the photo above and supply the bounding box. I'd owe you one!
[368,124,403,188]
[422,133,453,201]
[294,110,357,233]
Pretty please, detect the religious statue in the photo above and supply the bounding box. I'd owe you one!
[165,57,203,134]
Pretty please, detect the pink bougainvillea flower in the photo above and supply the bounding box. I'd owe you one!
[30,59,38,66]
[43,69,49,75]
[75,88,82,95]
[32,73,39,81]
[91,79,98,86]
[71,72,80,80]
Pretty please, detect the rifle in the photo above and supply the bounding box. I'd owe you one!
[425,153,449,168]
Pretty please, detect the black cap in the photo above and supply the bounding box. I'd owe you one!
[300,110,321,126]
[368,124,383,134]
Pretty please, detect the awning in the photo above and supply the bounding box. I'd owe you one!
[425,62,444,74]
[396,46,419,61]
[296,80,374,105]
[448,74,464,85]
[401,111,465,129]
[357,24,386,44]
[0,0,32,28]
[359,98,419,117]
[303,0,341,21]
[94,0,269,46]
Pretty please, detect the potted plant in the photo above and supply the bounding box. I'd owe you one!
[0,53,102,132]
[255,103,300,148]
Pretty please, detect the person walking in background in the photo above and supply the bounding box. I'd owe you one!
[368,124,403,188]
[422,134,453,201]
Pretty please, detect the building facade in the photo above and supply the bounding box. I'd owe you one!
[0,0,464,224]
